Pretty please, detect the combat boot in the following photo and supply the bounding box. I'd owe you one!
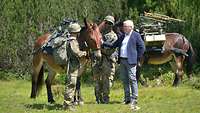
[96,95,104,104]
[63,101,75,111]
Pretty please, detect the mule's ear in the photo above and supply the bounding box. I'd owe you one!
[98,21,106,32]
[84,18,89,29]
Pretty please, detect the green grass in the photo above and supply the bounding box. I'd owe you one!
[0,80,200,113]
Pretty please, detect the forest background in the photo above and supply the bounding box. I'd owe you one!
[0,0,200,78]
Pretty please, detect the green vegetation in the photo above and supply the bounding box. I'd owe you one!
[1,1,200,112]
[0,0,200,76]
[0,78,200,113]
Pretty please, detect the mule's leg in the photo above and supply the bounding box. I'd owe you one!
[43,54,64,103]
[74,76,83,105]
[173,56,184,86]
[45,68,56,103]
[74,59,88,105]
[186,56,193,80]
[31,54,43,98]
[31,69,40,98]
[136,66,148,87]
[136,60,148,87]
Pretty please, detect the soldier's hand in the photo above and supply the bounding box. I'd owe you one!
[81,51,90,59]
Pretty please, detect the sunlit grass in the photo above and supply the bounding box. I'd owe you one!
[0,79,200,113]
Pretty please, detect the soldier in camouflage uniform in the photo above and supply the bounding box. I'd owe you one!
[93,15,118,104]
[63,23,87,110]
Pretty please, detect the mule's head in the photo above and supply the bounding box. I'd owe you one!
[78,18,102,58]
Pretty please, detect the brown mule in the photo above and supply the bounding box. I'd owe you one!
[30,19,102,103]
[138,33,195,86]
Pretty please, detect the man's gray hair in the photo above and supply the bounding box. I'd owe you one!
[123,20,134,29]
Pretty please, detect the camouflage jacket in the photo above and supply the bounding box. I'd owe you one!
[68,36,87,58]
[102,31,118,56]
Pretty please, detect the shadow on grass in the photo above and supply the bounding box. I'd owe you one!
[25,100,122,110]
[25,103,63,110]
[109,100,122,104]
[84,100,122,104]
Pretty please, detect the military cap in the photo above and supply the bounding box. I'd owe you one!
[68,23,81,33]
[104,15,115,25]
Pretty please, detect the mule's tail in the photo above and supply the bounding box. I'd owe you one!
[31,65,44,98]
[185,43,195,78]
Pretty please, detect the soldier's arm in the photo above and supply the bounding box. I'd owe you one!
[102,35,121,48]
[70,39,87,57]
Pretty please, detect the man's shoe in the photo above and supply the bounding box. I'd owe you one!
[130,104,140,111]
[123,100,131,104]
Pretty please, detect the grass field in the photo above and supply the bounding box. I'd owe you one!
[0,79,200,113]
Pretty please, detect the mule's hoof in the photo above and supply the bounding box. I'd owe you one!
[172,83,179,87]
[48,100,55,104]
[189,77,193,81]
[30,96,36,99]
[140,81,149,87]
[30,94,36,99]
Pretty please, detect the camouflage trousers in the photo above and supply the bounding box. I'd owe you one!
[63,58,88,109]
[93,56,116,104]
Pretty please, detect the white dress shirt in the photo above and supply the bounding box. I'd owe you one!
[120,30,133,58]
